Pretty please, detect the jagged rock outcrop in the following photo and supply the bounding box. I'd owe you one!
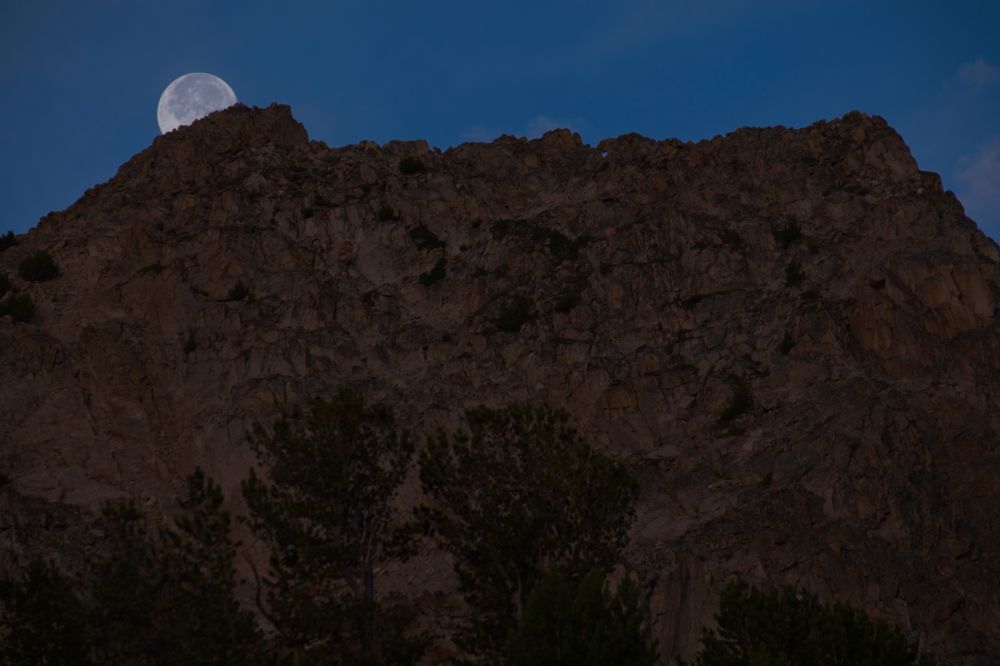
[2,103,1000,663]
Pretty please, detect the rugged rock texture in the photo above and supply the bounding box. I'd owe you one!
[2,103,1000,663]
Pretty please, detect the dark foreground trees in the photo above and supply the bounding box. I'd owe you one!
[503,568,659,666]
[685,579,929,666]
[0,560,90,665]
[0,470,259,665]
[242,388,427,665]
[0,395,932,665]
[418,404,654,662]
[91,471,260,664]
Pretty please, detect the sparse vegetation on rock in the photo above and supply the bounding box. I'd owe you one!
[785,260,805,287]
[779,330,795,354]
[554,290,582,313]
[719,377,753,424]
[409,224,445,251]
[419,257,446,287]
[530,226,591,261]
[682,294,704,310]
[0,293,34,322]
[18,250,59,282]
[494,294,535,332]
[398,157,425,175]
[227,280,249,301]
[773,219,803,248]
[0,231,15,253]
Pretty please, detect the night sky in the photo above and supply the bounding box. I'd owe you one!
[2,1,998,238]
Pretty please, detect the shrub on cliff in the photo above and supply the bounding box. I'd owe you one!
[398,157,426,175]
[418,404,639,657]
[227,280,249,301]
[685,580,929,666]
[409,224,445,251]
[17,250,59,282]
[718,377,753,424]
[772,220,802,249]
[243,389,427,664]
[785,260,805,287]
[0,231,15,253]
[419,257,446,287]
[0,293,34,323]
[494,294,535,332]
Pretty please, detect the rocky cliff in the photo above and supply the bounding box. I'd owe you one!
[2,103,999,663]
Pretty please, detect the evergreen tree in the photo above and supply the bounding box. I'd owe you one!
[243,389,425,664]
[417,404,639,657]
[0,560,91,666]
[91,472,260,665]
[154,469,261,664]
[90,500,159,663]
[687,580,929,666]
[503,569,659,666]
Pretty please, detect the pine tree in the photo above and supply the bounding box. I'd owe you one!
[417,404,639,657]
[154,469,261,664]
[90,500,159,663]
[0,560,91,666]
[503,569,659,666]
[242,389,425,664]
[687,580,930,666]
[91,472,260,664]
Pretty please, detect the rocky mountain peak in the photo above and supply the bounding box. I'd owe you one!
[117,102,309,189]
[150,101,309,155]
[2,105,1000,663]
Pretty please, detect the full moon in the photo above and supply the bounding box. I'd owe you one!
[156,73,237,134]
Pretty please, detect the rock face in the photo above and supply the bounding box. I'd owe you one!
[2,103,1000,663]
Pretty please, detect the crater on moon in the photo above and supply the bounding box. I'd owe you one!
[157,73,237,134]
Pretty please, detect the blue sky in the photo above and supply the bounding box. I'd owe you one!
[2,1,999,238]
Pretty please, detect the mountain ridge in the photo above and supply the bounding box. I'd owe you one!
[2,103,999,663]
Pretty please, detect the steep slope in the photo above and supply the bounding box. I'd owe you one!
[2,104,999,663]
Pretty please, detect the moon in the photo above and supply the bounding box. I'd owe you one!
[157,73,237,134]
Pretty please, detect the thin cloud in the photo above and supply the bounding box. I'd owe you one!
[583,0,820,63]
[956,137,1000,229]
[456,116,582,145]
[526,115,574,137]
[957,58,1000,89]
[458,126,497,143]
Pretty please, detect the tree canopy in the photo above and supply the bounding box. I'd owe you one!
[503,568,659,666]
[90,471,260,664]
[0,560,91,666]
[1,470,259,665]
[687,580,928,666]
[242,388,425,664]
[417,404,640,656]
